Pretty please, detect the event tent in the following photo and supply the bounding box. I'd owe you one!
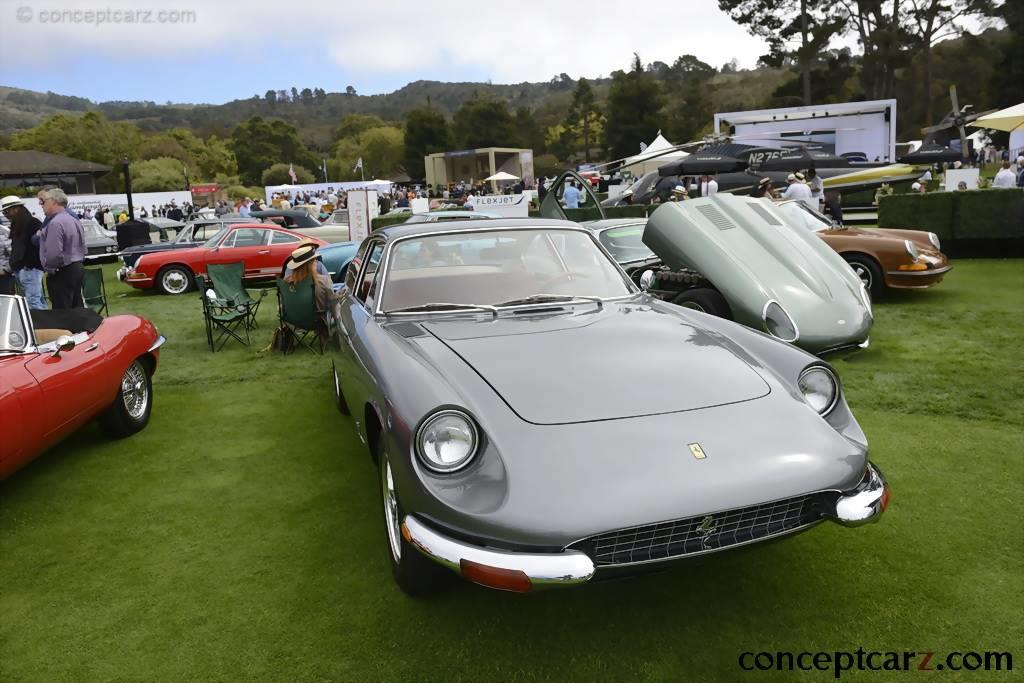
[621,134,689,176]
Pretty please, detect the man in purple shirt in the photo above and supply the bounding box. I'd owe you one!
[39,188,86,309]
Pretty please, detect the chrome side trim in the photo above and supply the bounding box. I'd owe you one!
[402,515,595,587]
[147,335,167,353]
[826,462,888,527]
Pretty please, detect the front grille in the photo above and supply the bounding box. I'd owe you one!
[570,495,823,566]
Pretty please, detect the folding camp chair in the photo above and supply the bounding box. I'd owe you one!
[82,267,108,316]
[206,261,267,331]
[196,274,249,351]
[275,277,324,354]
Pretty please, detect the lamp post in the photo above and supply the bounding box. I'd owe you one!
[121,157,135,220]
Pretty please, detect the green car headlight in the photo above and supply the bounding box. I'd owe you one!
[763,300,799,343]
[416,410,479,473]
[799,366,839,415]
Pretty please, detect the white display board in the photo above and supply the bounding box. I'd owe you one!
[411,198,429,214]
[264,180,392,204]
[944,168,981,192]
[347,190,378,243]
[465,194,530,217]
[606,184,627,200]
[25,190,193,221]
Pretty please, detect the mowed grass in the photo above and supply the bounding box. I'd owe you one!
[1,260,1022,682]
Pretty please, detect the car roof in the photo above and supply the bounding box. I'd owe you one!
[584,218,649,231]
[250,209,311,217]
[376,217,586,241]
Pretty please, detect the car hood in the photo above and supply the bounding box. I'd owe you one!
[644,196,872,352]
[420,301,770,425]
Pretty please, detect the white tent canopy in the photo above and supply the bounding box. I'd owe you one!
[620,133,689,176]
[484,171,520,181]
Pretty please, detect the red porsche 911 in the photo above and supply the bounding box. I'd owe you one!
[120,223,326,295]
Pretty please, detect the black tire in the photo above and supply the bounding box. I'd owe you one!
[332,361,350,415]
[156,265,193,296]
[672,287,732,319]
[377,439,449,596]
[98,359,153,438]
[843,254,884,298]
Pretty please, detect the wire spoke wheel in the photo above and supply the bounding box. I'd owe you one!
[121,361,149,420]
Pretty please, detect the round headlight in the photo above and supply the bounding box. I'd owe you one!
[416,410,478,473]
[904,239,920,260]
[763,300,799,342]
[928,232,941,251]
[798,366,839,414]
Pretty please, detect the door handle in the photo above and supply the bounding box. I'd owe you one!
[85,343,99,352]
[257,249,270,254]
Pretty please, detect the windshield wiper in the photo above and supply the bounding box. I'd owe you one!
[493,293,604,309]
[385,302,498,316]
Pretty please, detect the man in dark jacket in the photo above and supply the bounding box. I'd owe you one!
[0,195,46,308]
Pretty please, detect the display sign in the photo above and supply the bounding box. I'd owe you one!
[411,198,429,214]
[465,194,529,218]
[347,190,378,243]
[944,168,981,192]
[25,190,193,221]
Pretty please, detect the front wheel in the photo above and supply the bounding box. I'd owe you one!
[378,440,449,596]
[156,265,193,295]
[672,287,732,319]
[98,359,153,438]
[843,255,884,298]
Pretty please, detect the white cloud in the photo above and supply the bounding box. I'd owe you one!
[3,0,770,93]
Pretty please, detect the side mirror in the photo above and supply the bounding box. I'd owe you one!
[639,270,655,292]
[51,335,76,358]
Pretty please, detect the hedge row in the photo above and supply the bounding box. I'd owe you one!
[878,188,1024,257]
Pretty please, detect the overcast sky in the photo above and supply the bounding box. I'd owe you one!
[1,0,776,104]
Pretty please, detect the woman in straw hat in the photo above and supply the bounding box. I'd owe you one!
[284,243,339,314]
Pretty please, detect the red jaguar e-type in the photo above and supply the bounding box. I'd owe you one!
[0,295,165,479]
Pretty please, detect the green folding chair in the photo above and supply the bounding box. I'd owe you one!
[207,261,267,330]
[275,277,323,354]
[82,267,108,316]
[196,274,249,351]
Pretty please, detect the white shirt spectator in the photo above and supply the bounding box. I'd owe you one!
[700,179,719,196]
[992,168,1017,188]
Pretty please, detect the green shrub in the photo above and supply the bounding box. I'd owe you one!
[878,189,1023,240]
[371,213,410,231]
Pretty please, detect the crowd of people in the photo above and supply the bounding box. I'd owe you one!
[0,187,88,308]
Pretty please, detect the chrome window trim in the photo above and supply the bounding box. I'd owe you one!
[352,238,386,313]
[372,224,639,317]
[0,294,37,355]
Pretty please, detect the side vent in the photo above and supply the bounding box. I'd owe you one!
[695,204,736,231]
[747,203,783,226]
[390,322,427,338]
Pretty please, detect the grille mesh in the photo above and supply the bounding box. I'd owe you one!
[695,204,736,231]
[572,495,819,566]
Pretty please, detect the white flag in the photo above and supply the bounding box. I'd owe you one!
[288,163,298,183]
[353,157,363,172]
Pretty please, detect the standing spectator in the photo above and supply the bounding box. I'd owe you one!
[992,161,1017,188]
[167,201,184,222]
[805,168,824,205]
[563,181,582,209]
[823,190,844,226]
[699,174,719,197]
[0,224,13,294]
[38,188,86,309]
[1,196,45,309]
[783,172,813,209]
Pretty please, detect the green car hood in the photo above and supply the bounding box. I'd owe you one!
[643,195,872,353]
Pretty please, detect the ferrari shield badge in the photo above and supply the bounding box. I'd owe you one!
[688,443,707,460]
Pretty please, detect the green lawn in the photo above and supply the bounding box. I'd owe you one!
[2,261,1022,681]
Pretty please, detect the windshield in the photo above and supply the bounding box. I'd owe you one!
[776,201,833,232]
[81,219,107,240]
[379,228,634,312]
[0,297,30,352]
[202,226,231,248]
[598,224,656,263]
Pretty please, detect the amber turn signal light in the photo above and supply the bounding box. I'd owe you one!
[459,559,532,593]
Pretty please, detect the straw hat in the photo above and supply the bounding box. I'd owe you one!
[287,243,319,269]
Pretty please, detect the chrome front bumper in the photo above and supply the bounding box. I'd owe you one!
[402,461,888,591]
[401,516,594,592]
[826,461,889,526]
